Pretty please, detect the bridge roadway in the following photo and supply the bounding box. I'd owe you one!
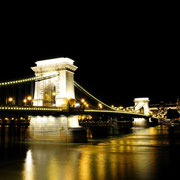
[0,106,150,118]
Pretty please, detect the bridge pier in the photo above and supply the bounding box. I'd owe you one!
[27,115,87,143]
[133,117,152,127]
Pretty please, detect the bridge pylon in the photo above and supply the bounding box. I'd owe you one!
[134,97,150,115]
[31,58,78,108]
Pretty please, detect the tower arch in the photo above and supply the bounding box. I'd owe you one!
[134,98,150,115]
[31,57,78,108]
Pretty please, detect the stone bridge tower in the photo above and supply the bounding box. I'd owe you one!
[133,98,150,127]
[134,98,150,115]
[31,58,78,108]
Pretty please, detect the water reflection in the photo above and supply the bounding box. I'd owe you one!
[1,126,180,180]
[23,150,34,180]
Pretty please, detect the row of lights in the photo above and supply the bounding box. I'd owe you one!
[0,106,61,111]
[98,103,103,109]
[7,96,33,104]
[79,98,145,113]
[110,105,137,112]
[0,74,58,86]
[81,99,89,108]
[80,98,104,109]
[0,117,29,121]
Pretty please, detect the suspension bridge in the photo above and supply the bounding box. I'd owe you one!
[0,58,155,142]
[0,72,150,117]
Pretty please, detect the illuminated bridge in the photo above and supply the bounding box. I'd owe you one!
[0,58,154,142]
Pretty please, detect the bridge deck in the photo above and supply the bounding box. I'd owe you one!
[0,106,150,118]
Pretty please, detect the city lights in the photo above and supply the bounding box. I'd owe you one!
[0,74,58,87]
[8,97,13,102]
[27,96,32,101]
[52,92,56,96]
[98,103,103,109]
[0,57,179,180]
[23,99,27,103]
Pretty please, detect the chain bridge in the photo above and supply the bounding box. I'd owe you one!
[0,58,156,142]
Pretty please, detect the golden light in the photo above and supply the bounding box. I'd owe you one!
[148,111,153,115]
[52,92,56,96]
[98,103,103,109]
[27,96,32,101]
[81,99,85,103]
[8,97,13,102]
[23,99,27,103]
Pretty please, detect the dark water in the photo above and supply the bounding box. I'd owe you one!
[1,126,180,180]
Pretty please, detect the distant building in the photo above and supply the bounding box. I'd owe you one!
[149,98,180,119]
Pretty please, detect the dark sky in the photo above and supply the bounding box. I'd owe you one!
[0,7,179,107]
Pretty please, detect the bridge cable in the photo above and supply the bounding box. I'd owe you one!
[74,81,115,111]
[0,74,58,87]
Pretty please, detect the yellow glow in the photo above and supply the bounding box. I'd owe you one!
[23,150,34,180]
[23,99,27,103]
[98,103,103,109]
[35,57,74,66]
[52,92,56,96]
[81,99,85,103]
[8,97,13,102]
[133,118,147,126]
[48,158,59,180]
[27,96,32,101]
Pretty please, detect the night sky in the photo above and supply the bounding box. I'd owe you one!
[0,8,179,107]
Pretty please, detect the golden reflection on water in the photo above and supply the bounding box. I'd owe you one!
[23,150,34,180]
[22,126,171,180]
[48,157,59,180]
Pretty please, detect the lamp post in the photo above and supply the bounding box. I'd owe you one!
[23,96,33,106]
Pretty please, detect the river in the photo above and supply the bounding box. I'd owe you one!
[0,125,180,180]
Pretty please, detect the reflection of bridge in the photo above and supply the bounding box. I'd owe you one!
[0,58,154,142]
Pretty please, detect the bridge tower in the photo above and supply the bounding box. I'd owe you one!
[133,98,150,127]
[31,57,78,108]
[134,98,150,115]
[29,58,87,142]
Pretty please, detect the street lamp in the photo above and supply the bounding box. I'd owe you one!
[98,103,103,109]
[24,96,33,106]
[7,97,14,105]
[85,104,89,108]
[8,97,13,102]
[52,91,56,96]
[27,96,32,101]
[23,98,27,105]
